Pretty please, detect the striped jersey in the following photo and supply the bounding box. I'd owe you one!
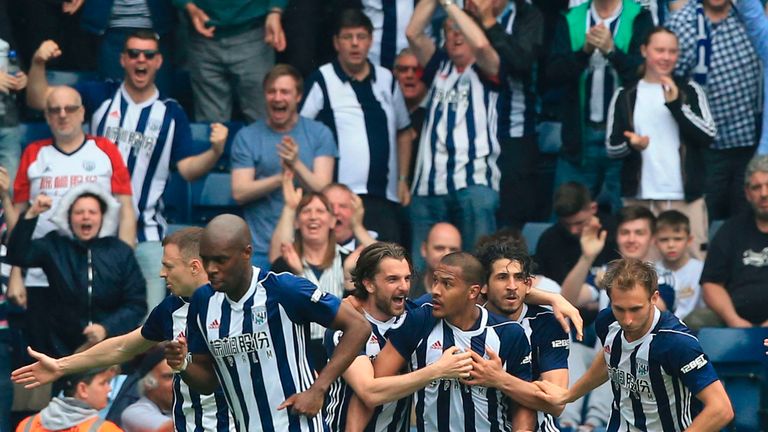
[301,60,411,203]
[387,304,532,432]
[13,136,133,287]
[412,50,502,197]
[187,267,341,432]
[141,294,234,432]
[515,304,569,432]
[362,0,415,69]
[595,307,719,432]
[323,308,414,432]
[496,3,537,139]
[78,81,205,242]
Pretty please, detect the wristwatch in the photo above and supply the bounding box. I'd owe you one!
[173,352,192,374]
[440,0,454,8]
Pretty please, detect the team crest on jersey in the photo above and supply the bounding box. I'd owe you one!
[252,306,267,326]
[310,288,326,303]
[147,120,162,135]
[637,359,649,376]
[368,334,379,344]
[82,160,96,172]
[333,330,343,346]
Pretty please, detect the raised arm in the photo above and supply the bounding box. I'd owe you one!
[535,350,608,407]
[442,1,500,76]
[26,40,60,110]
[406,0,438,66]
[268,170,301,263]
[176,123,228,181]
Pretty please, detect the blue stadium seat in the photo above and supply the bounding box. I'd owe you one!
[19,122,52,146]
[522,222,553,254]
[698,327,768,431]
[189,172,241,223]
[46,70,99,87]
[162,171,191,224]
[709,219,725,242]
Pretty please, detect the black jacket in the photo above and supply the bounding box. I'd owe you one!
[7,216,146,357]
[546,8,653,163]
[605,77,716,201]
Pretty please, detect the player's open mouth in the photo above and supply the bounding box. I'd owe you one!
[271,104,288,113]
[135,67,148,77]
[392,295,405,306]
[80,223,93,235]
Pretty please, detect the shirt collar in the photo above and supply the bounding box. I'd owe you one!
[332,58,376,83]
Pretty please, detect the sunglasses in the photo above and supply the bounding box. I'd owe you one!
[46,105,82,116]
[124,48,159,60]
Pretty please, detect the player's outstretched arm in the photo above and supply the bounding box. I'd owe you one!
[12,328,154,388]
[687,381,734,431]
[508,400,537,432]
[535,350,608,407]
[279,302,370,417]
[464,347,564,415]
[347,345,471,407]
[166,336,219,395]
[525,289,583,341]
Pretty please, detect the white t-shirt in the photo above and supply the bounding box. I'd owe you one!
[634,80,684,200]
[656,258,703,320]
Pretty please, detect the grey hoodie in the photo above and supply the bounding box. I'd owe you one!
[38,397,99,430]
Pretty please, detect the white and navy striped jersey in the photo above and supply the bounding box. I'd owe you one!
[412,50,502,196]
[515,304,569,432]
[300,60,411,203]
[141,295,234,432]
[323,307,415,432]
[595,307,719,432]
[362,0,415,69]
[187,267,342,432]
[78,81,205,242]
[387,304,532,432]
[496,4,537,139]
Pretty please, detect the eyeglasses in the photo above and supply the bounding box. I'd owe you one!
[338,33,370,42]
[46,105,82,116]
[395,65,422,73]
[124,48,159,60]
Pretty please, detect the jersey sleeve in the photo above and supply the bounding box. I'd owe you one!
[229,127,257,170]
[300,71,326,119]
[167,103,203,164]
[75,80,115,117]
[594,307,617,345]
[271,272,341,328]
[93,137,133,196]
[186,288,210,355]
[661,333,719,396]
[311,122,338,158]
[13,143,43,203]
[141,297,172,342]
[533,314,570,373]
[386,307,432,362]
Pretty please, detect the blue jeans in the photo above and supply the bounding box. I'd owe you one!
[410,185,499,271]
[554,126,622,214]
[135,241,164,314]
[0,126,21,198]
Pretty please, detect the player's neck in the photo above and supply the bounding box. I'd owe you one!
[663,254,689,272]
[625,308,656,342]
[302,240,328,265]
[125,83,158,104]
[55,132,86,152]
[227,266,254,303]
[267,113,299,133]
[592,0,621,18]
[363,300,393,323]
[447,304,480,331]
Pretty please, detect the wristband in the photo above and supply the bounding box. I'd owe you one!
[173,352,192,373]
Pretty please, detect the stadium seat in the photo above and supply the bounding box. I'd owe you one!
[522,222,553,254]
[46,70,99,87]
[709,219,725,242]
[189,172,241,223]
[162,171,191,224]
[698,327,768,431]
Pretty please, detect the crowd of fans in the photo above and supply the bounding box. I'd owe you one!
[1,0,768,430]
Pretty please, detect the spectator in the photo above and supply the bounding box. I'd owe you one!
[414,222,461,298]
[269,173,354,369]
[392,48,427,182]
[231,64,336,270]
[535,182,619,285]
[667,0,760,220]
[0,32,28,205]
[6,185,146,359]
[322,183,377,251]
[655,210,703,321]
[470,0,544,230]
[174,0,286,122]
[15,368,122,432]
[79,0,177,92]
[606,26,715,259]
[737,0,768,156]
[696,155,768,328]
[26,34,227,311]
[121,348,173,432]
[406,0,504,258]
[547,0,653,214]
[301,9,412,244]
[361,0,416,69]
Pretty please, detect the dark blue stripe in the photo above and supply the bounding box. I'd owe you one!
[380,0,397,69]
[629,347,647,430]
[214,390,231,431]
[136,109,172,242]
[190,389,203,432]
[436,322,455,431]
[606,332,624,432]
[484,89,494,186]
[444,81,457,194]
[219,301,251,430]
[649,354,676,431]
[314,74,338,150]
[126,105,151,174]
[465,83,477,187]
[351,80,390,198]
[415,339,427,432]
[265,293,302,432]
[426,93,443,196]
[242,295,275,431]
[119,96,129,128]
[173,376,187,432]
[95,92,117,136]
